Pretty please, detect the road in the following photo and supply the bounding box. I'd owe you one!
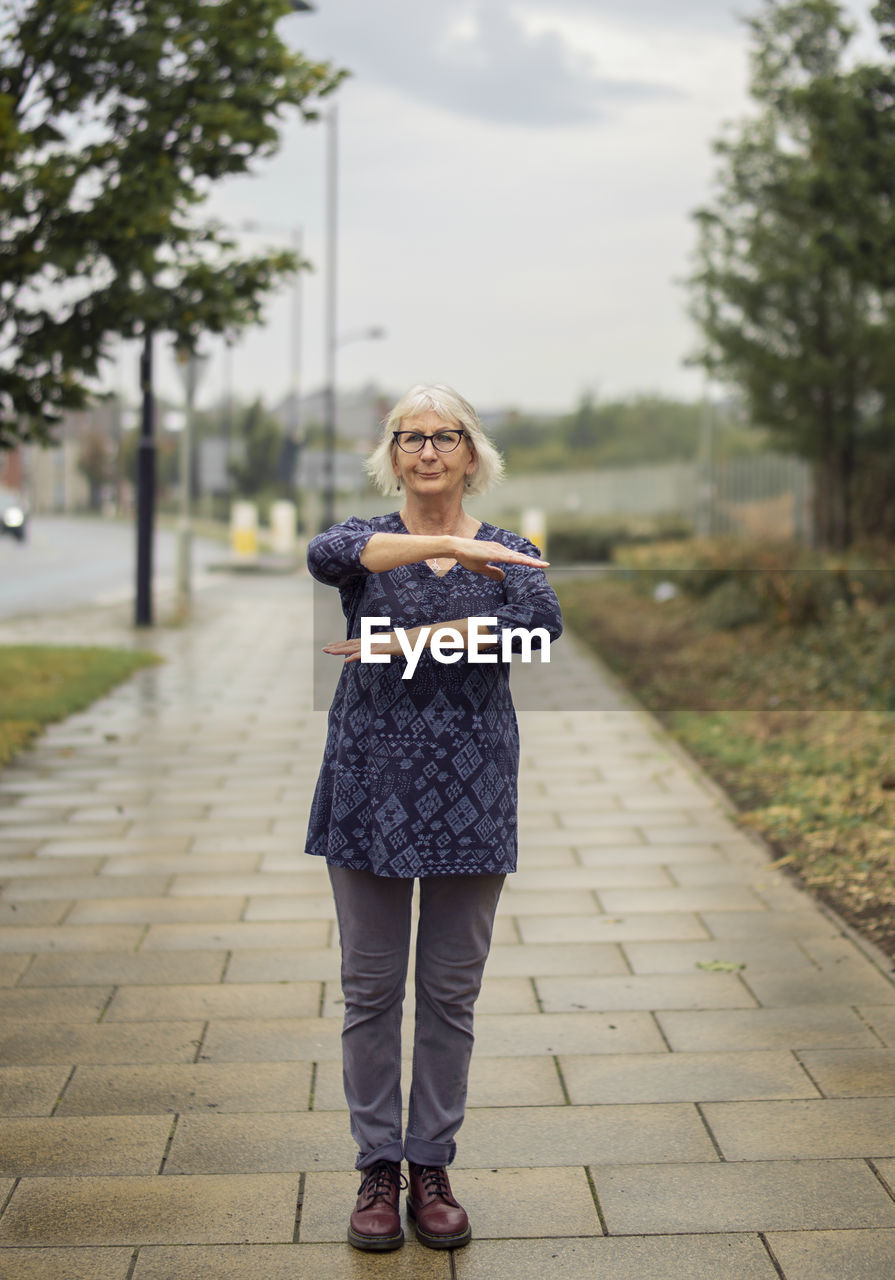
[0,514,228,621]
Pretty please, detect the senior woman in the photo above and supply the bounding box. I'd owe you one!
[305,384,562,1253]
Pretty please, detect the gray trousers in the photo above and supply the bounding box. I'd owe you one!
[328,866,505,1170]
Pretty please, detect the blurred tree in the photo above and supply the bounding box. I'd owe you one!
[0,0,344,448]
[688,0,895,549]
[77,428,112,511]
[491,395,761,473]
[227,398,284,497]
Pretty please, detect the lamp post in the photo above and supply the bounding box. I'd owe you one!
[174,346,209,616]
[135,330,155,627]
[237,219,304,476]
[318,100,386,531]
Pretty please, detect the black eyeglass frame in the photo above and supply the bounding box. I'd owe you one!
[391,428,468,454]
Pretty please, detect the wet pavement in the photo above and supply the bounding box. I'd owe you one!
[1,571,895,1278]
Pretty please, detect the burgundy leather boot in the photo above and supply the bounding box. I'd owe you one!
[406,1163,471,1249]
[347,1160,407,1251]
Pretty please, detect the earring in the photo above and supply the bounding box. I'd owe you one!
[396,479,401,491]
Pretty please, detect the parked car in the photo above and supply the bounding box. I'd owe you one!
[0,487,28,542]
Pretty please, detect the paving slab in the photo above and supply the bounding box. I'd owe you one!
[535,971,756,1012]
[0,986,113,1021]
[3,875,171,901]
[701,1097,895,1160]
[857,1004,895,1046]
[593,1159,895,1234]
[744,967,895,1006]
[199,1017,342,1063]
[0,1248,135,1280]
[0,1115,172,1175]
[140,922,331,951]
[222,948,341,983]
[597,886,767,912]
[0,901,71,926]
[482,941,629,978]
[0,924,145,954]
[104,982,322,1022]
[131,1242,451,1279]
[163,1111,355,1174]
[65,897,247,925]
[0,1066,72,1116]
[765,1229,895,1280]
[453,1235,780,1280]
[0,1021,206,1066]
[19,951,229,987]
[56,1062,314,1116]
[517,913,711,943]
[797,1048,895,1097]
[622,938,812,974]
[558,1050,817,1104]
[471,1011,667,1057]
[656,1005,881,1052]
[0,1174,301,1246]
[457,1102,718,1167]
[700,910,841,940]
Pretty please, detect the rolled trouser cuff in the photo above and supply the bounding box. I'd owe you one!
[404,1134,457,1167]
[356,1140,405,1170]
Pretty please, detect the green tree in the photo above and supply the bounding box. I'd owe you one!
[0,0,343,448]
[227,398,284,497]
[77,429,112,511]
[688,0,895,549]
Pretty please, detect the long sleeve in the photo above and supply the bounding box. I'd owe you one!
[490,535,563,653]
[307,517,374,588]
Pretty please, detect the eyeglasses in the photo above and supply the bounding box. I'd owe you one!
[392,429,466,454]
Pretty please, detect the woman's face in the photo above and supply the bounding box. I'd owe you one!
[391,409,476,500]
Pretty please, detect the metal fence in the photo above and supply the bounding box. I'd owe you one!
[342,452,815,545]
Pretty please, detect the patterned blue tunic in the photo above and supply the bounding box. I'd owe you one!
[305,512,563,877]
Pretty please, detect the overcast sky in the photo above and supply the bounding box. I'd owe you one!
[142,0,877,418]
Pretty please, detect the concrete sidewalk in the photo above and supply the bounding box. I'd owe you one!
[1,573,895,1279]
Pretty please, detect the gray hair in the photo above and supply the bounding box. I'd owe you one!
[365,384,505,497]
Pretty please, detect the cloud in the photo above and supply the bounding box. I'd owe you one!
[533,0,748,33]
[297,0,676,127]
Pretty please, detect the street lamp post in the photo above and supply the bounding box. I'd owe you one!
[174,347,209,616]
[237,219,304,481]
[317,103,386,532]
[321,104,339,532]
[135,330,155,627]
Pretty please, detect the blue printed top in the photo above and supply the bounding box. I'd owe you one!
[304,511,563,877]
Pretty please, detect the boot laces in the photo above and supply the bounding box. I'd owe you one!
[357,1160,406,1206]
[417,1165,452,1200]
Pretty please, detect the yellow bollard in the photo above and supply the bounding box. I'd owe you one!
[521,507,547,558]
[231,501,258,560]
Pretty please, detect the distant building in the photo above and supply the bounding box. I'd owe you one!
[275,383,394,448]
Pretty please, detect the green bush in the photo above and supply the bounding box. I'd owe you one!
[611,536,895,628]
[547,515,692,564]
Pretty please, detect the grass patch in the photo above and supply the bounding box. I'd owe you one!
[0,646,162,769]
[557,575,895,959]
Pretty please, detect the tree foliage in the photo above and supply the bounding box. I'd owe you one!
[688,0,895,549]
[0,0,344,448]
[491,395,763,474]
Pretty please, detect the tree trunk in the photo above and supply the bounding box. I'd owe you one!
[813,446,853,550]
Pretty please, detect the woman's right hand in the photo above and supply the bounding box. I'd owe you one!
[449,538,549,582]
